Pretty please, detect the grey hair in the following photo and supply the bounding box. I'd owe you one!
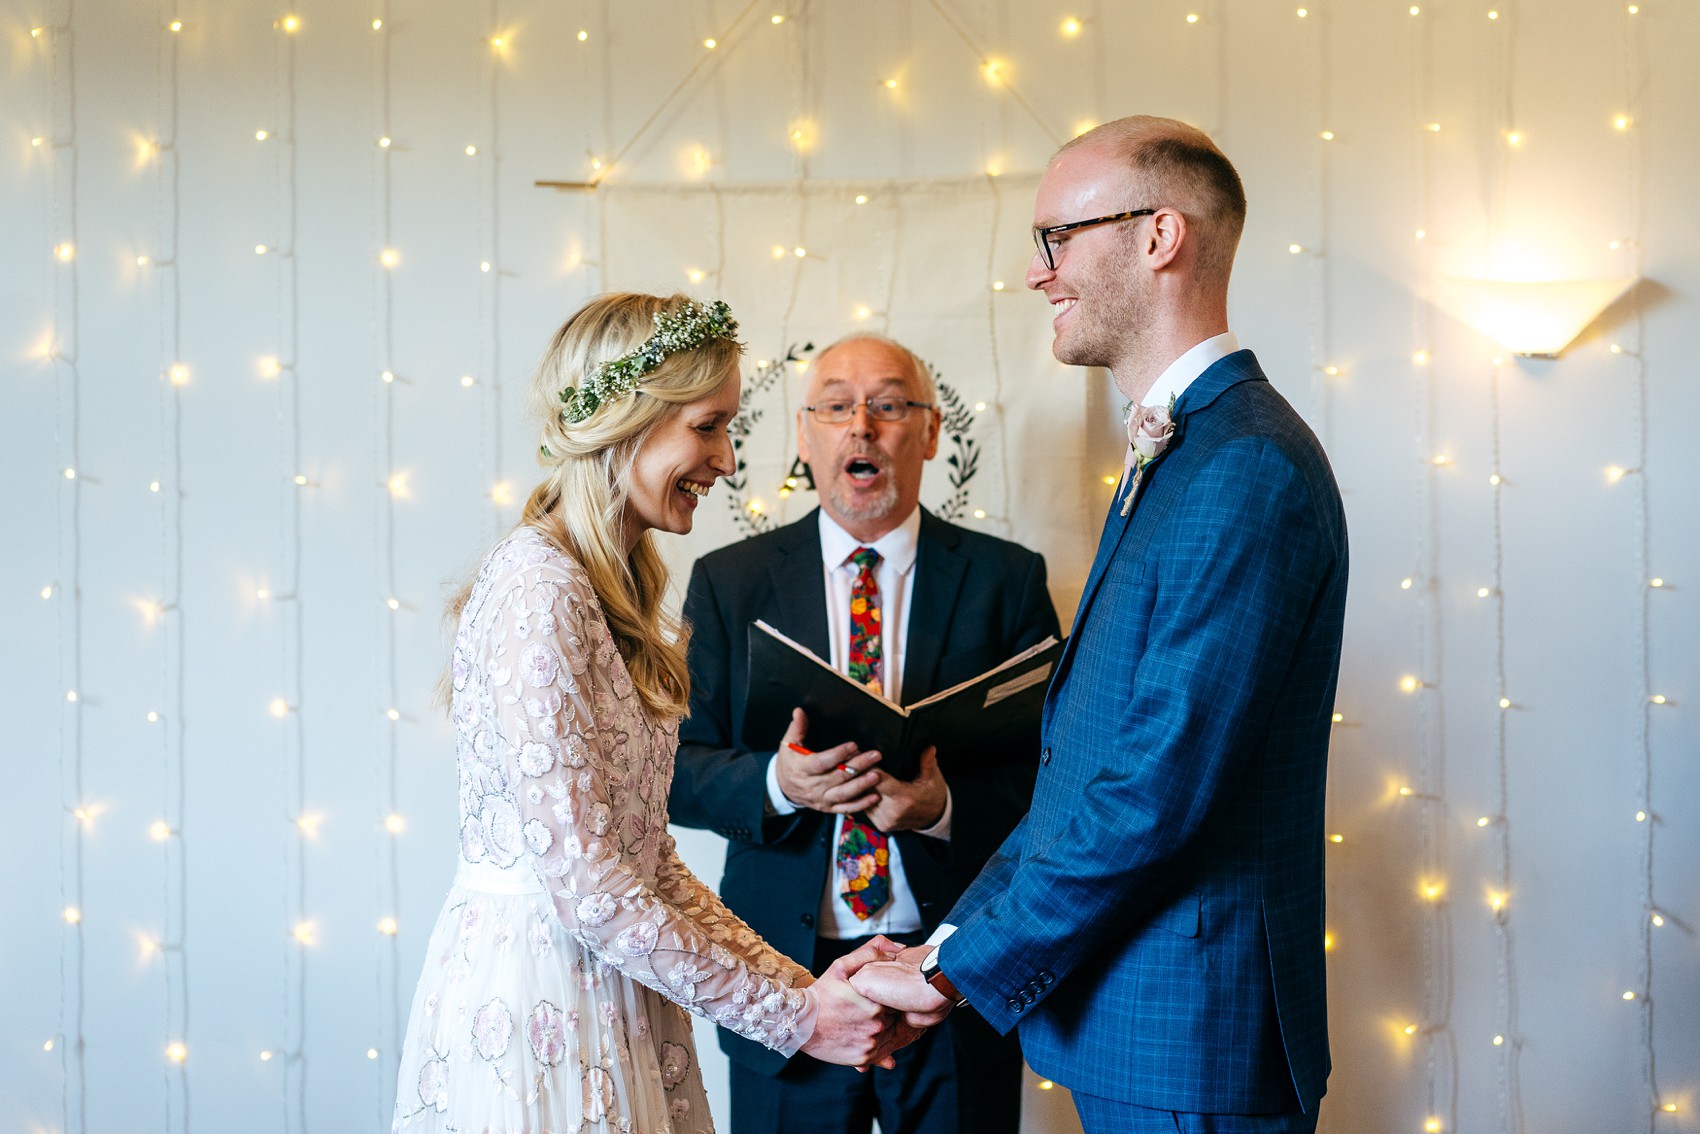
[810,332,939,407]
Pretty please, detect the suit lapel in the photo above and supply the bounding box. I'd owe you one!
[1045,351,1266,710]
[767,512,832,660]
[900,510,967,706]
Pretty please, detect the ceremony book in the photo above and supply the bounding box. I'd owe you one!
[741,619,1064,781]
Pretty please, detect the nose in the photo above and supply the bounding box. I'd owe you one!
[1025,246,1054,290]
[845,403,877,438]
[710,430,735,476]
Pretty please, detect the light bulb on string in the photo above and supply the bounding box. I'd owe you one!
[578,29,588,40]
[384,813,405,834]
[371,18,382,30]
[1060,16,1083,37]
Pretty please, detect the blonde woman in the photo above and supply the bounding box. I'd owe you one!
[392,294,904,1133]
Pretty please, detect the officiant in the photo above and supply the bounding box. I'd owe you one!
[669,333,1059,1134]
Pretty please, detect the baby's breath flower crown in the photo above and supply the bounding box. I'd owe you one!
[557,298,740,425]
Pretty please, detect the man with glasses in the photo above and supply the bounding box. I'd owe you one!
[670,333,1059,1134]
[851,117,1347,1134]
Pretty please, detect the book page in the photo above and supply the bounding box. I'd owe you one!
[752,619,908,715]
[905,635,1061,711]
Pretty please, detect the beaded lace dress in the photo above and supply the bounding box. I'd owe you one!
[392,527,817,1134]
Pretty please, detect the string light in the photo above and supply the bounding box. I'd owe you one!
[380,248,399,268]
[280,14,300,33]
[166,1042,187,1064]
[1060,16,1083,37]
[256,129,270,141]
[169,19,182,32]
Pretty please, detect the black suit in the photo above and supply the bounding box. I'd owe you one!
[670,507,1059,1134]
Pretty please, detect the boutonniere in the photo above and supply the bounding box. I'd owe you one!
[1119,396,1177,516]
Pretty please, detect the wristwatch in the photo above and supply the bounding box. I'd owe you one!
[919,947,968,1008]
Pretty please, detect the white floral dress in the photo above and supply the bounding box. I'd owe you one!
[392,528,817,1134]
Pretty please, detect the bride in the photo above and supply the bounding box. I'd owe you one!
[391,294,907,1133]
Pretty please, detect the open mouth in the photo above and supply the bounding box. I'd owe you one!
[1051,296,1077,327]
[844,456,883,484]
[676,478,711,500]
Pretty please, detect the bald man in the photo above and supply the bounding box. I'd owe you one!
[852,116,1348,1134]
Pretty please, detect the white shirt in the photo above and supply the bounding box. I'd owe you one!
[762,507,954,939]
[1141,330,1240,411]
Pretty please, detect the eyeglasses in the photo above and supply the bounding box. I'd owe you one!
[804,397,935,424]
[1031,208,1157,271]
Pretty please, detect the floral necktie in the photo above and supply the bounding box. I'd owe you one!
[837,547,890,919]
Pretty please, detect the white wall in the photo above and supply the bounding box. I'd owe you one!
[3,1,1696,1132]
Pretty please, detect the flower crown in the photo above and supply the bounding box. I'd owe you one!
[558,298,740,425]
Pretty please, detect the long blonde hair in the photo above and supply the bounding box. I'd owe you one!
[446,293,742,719]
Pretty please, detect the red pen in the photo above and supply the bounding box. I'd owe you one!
[789,741,854,777]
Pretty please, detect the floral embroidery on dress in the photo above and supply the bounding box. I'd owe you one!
[391,527,818,1133]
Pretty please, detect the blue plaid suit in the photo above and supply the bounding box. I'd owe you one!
[938,351,1347,1117]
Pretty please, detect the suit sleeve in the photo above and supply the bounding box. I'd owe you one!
[940,439,1335,1033]
[670,558,805,845]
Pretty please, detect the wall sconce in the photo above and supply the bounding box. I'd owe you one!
[1443,277,1636,358]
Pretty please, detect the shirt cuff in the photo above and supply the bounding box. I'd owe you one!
[764,752,800,816]
[924,923,957,950]
[915,787,953,841]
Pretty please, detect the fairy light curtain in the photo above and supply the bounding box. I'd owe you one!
[2,2,1696,1132]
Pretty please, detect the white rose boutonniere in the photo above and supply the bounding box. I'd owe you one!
[1120,396,1177,516]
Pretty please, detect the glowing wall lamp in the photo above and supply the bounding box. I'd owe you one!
[1443,277,1636,358]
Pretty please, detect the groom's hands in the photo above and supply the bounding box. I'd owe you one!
[849,945,955,1028]
[800,936,931,1069]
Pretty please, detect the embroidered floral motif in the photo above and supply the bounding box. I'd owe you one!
[526,1001,567,1067]
[659,1041,691,1088]
[470,999,513,1061]
[392,528,815,1132]
[417,1057,448,1110]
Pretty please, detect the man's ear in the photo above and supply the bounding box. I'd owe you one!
[796,408,814,464]
[922,408,942,461]
[1146,207,1187,271]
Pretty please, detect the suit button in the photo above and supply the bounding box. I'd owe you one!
[1007,999,1022,1013]
[818,831,831,848]
[1021,990,1035,1006]
[1040,972,1054,987]
[1040,747,1052,766]
[800,913,814,929]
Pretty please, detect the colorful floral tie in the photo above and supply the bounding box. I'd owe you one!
[837,547,890,919]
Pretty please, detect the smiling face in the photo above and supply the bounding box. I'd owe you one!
[621,370,741,547]
[797,338,941,543]
[1026,140,1154,374]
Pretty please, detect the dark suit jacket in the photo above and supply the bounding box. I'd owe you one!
[669,506,1059,1076]
[941,352,1347,1115]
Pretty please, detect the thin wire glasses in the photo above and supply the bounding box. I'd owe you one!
[1031,208,1157,271]
[804,397,935,424]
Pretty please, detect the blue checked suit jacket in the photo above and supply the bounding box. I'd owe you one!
[938,350,1347,1115]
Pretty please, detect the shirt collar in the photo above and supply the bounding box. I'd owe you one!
[1141,331,1239,410]
[818,506,922,575]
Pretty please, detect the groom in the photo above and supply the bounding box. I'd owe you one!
[852,117,1348,1133]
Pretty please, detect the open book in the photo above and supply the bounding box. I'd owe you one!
[741,620,1063,781]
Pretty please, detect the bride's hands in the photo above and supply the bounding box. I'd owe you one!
[799,937,927,1069]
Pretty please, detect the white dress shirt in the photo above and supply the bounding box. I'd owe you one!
[1141,330,1239,411]
[762,506,954,939]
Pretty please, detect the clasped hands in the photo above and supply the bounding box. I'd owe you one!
[775,708,947,833]
[799,937,956,1069]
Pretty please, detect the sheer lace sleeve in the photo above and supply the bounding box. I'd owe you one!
[472,548,818,1057]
